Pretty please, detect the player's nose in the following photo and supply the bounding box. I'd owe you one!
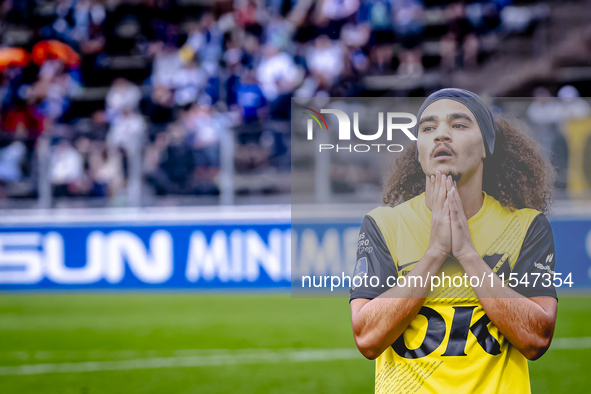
[433,124,452,143]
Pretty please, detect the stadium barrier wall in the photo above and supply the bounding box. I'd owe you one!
[0,205,590,290]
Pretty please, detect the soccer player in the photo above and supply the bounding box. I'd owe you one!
[349,89,558,393]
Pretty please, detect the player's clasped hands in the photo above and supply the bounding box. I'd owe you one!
[428,171,453,257]
[427,171,478,261]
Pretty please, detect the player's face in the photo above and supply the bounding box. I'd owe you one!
[416,99,486,180]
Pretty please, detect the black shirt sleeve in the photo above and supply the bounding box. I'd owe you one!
[349,215,398,302]
[511,213,558,299]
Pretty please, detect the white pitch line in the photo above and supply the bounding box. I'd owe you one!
[550,336,591,350]
[0,349,362,376]
[1,337,589,377]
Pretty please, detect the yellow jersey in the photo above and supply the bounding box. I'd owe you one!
[350,192,557,394]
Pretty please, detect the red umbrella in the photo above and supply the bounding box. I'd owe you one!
[0,47,29,71]
[31,40,80,67]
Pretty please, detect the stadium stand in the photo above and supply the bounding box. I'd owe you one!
[1,0,591,208]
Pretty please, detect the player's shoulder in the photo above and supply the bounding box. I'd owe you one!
[365,193,427,229]
[485,193,548,234]
[515,207,551,235]
[366,205,397,222]
[367,194,422,217]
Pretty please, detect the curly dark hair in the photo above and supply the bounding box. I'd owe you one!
[382,117,556,214]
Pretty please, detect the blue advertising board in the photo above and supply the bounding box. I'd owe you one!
[552,219,591,289]
[0,223,292,290]
[0,216,589,290]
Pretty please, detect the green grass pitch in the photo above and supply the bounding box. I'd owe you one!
[0,294,589,393]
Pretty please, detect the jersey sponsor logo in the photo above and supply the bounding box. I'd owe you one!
[392,306,501,359]
[532,253,555,275]
[357,233,373,254]
[546,253,554,263]
[358,245,373,254]
[533,262,556,275]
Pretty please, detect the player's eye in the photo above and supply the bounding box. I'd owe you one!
[421,126,434,132]
[452,123,467,129]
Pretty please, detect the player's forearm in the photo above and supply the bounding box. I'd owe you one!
[351,249,446,359]
[458,251,556,360]
[482,296,555,360]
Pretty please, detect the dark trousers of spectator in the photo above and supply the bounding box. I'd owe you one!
[146,169,193,195]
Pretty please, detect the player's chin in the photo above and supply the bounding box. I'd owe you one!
[431,162,455,175]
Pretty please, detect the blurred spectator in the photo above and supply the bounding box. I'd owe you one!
[241,33,261,69]
[171,62,206,106]
[52,0,106,45]
[144,131,168,176]
[90,145,125,198]
[527,87,569,190]
[306,35,344,88]
[0,137,27,184]
[146,122,195,195]
[85,110,109,141]
[441,2,479,71]
[356,0,390,72]
[71,135,96,196]
[78,0,107,54]
[223,47,243,108]
[149,41,183,88]
[340,22,371,50]
[186,96,224,175]
[183,12,223,65]
[31,62,72,122]
[527,87,564,125]
[466,0,501,36]
[235,0,260,28]
[265,15,295,52]
[256,44,301,102]
[357,0,393,43]
[557,85,591,120]
[1,108,44,140]
[393,0,426,76]
[105,78,142,118]
[236,69,267,124]
[317,0,360,40]
[107,107,146,154]
[269,77,295,120]
[0,66,26,112]
[50,138,83,197]
[143,84,175,133]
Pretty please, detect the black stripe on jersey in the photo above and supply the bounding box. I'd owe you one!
[349,215,398,302]
[511,214,558,299]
